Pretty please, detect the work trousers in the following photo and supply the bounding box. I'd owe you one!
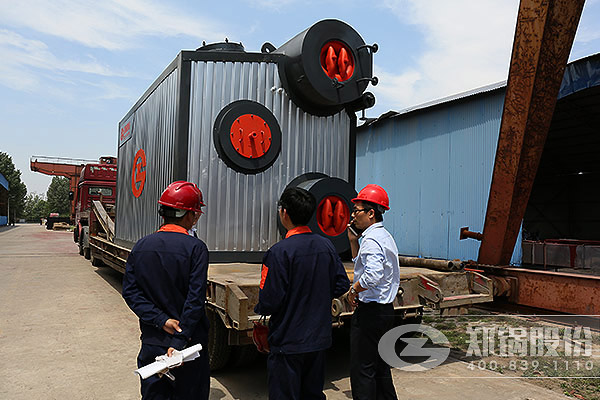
[267,350,327,400]
[137,343,210,400]
[350,301,398,400]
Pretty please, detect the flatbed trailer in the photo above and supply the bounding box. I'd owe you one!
[89,200,493,369]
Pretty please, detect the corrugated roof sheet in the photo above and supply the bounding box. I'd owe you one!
[363,53,600,128]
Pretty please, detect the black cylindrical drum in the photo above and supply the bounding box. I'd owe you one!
[274,19,374,116]
[281,173,357,254]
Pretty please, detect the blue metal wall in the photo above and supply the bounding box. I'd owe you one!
[356,88,523,264]
[0,172,8,226]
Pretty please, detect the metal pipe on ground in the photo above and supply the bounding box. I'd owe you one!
[398,256,464,272]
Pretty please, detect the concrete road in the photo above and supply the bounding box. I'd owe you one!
[0,224,569,399]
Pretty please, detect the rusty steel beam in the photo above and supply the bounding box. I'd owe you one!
[488,267,600,315]
[478,0,585,265]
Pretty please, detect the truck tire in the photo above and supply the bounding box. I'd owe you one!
[91,255,104,267]
[207,309,231,371]
[81,227,91,259]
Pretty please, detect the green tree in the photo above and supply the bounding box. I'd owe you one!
[23,193,48,222]
[0,152,27,224]
[46,176,70,216]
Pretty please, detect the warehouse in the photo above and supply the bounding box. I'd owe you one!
[356,53,600,266]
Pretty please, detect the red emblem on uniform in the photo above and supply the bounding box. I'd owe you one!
[259,264,269,289]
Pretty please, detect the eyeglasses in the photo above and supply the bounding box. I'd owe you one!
[352,208,368,214]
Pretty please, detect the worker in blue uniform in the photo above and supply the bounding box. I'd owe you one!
[122,181,209,400]
[255,187,350,400]
[347,184,400,400]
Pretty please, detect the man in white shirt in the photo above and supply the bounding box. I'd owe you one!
[347,184,400,400]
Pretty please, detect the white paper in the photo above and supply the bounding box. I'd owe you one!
[134,343,203,379]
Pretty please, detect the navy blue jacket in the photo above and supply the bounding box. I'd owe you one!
[122,225,209,350]
[254,227,350,354]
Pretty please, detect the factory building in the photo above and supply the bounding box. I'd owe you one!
[356,53,600,266]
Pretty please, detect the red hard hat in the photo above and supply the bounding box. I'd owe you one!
[158,181,205,213]
[352,184,390,210]
[252,320,270,354]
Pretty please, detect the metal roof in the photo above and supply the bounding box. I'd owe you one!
[363,52,600,128]
[354,52,600,264]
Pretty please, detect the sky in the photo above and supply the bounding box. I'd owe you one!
[1,0,599,196]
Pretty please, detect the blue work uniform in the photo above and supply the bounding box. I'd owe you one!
[255,226,350,400]
[122,224,210,400]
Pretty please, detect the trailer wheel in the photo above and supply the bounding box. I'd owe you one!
[207,309,231,371]
[91,255,104,267]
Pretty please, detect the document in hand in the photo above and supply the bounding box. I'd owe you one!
[134,343,203,379]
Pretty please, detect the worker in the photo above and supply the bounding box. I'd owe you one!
[255,187,350,400]
[122,181,209,400]
[346,184,400,400]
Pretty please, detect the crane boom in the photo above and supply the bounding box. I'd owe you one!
[30,155,104,222]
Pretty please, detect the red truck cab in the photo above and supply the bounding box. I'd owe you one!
[74,157,117,257]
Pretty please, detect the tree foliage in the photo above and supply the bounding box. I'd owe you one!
[0,152,27,223]
[23,193,48,222]
[46,176,70,216]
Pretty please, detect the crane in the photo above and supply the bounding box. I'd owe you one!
[30,155,116,222]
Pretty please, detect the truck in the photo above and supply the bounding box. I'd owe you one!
[72,157,117,260]
[85,19,494,370]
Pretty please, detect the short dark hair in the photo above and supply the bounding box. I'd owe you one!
[361,201,384,222]
[279,187,316,226]
[158,205,189,224]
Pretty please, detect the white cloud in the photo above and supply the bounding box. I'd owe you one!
[0,0,226,50]
[371,65,421,109]
[574,0,600,44]
[0,29,131,91]
[374,0,519,111]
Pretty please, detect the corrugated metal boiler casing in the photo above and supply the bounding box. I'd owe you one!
[116,52,351,259]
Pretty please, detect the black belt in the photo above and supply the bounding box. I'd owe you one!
[357,300,393,307]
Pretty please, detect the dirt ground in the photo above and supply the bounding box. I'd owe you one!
[0,224,575,399]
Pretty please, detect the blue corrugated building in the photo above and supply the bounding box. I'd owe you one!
[0,172,8,226]
[356,53,600,265]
